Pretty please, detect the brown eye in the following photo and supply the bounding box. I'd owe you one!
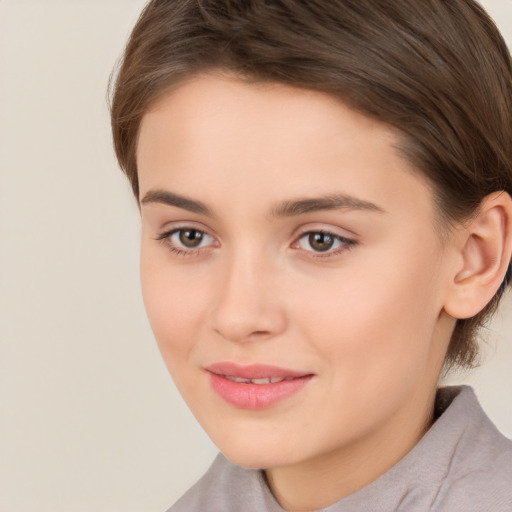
[157,227,216,255]
[296,230,353,255]
[308,232,335,252]
[178,229,204,248]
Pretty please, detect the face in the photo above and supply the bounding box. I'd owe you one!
[137,74,456,471]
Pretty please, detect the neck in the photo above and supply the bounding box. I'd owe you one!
[265,385,437,511]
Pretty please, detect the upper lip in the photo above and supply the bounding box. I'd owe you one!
[205,362,312,379]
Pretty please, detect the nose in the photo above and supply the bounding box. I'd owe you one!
[209,249,287,343]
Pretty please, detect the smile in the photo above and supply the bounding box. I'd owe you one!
[206,362,314,410]
[224,376,294,384]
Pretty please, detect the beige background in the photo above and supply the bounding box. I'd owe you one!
[0,1,511,511]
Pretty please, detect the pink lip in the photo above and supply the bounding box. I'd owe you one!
[206,362,314,410]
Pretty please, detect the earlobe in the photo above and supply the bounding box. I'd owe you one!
[444,192,512,320]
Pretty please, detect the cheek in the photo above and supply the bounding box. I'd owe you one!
[139,247,208,366]
[290,251,443,381]
[282,257,445,444]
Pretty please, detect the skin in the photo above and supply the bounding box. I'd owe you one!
[136,73,493,511]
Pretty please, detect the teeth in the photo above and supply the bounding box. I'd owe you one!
[224,375,288,384]
[251,378,271,384]
[225,376,252,383]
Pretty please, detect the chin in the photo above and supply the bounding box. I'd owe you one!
[220,446,291,470]
[207,425,306,470]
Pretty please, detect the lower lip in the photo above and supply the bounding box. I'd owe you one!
[208,373,313,410]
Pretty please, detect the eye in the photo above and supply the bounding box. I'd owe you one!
[156,227,216,254]
[296,230,355,255]
[173,228,211,248]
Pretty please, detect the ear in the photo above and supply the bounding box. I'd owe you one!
[443,191,512,320]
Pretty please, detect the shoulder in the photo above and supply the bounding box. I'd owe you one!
[431,386,512,512]
[166,453,272,512]
[432,451,512,512]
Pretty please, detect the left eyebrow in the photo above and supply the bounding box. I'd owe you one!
[270,193,385,218]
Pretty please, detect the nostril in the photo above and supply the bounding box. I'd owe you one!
[213,326,273,343]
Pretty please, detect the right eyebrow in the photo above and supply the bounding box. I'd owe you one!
[140,189,212,216]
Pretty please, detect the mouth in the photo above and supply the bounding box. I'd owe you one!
[223,375,297,384]
[205,362,314,410]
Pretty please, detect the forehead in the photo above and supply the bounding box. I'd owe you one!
[136,73,435,222]
[138,73,397,162]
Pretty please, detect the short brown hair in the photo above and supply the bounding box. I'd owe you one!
[110,0,512,369]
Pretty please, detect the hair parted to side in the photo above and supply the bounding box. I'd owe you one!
[109,0,512,370]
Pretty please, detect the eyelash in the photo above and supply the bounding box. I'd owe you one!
[155,228,215,257]
[295,230,356,258]
[155,228,357,258]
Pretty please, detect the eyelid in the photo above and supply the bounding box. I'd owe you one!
[155,224,219,256]
[292,222,357,241]
[154,222,357,258]
[155,219,217,241]
[291,226,357,257]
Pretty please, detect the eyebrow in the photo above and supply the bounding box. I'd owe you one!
[140,189,384,217]
[141,189,212,216]
[270,194,385,217]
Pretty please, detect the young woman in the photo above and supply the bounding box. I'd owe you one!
[110,1,512,510]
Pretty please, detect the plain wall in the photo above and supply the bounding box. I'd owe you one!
[0,1,511,511]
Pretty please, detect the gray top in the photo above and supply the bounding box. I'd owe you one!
[168,386,512,511]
